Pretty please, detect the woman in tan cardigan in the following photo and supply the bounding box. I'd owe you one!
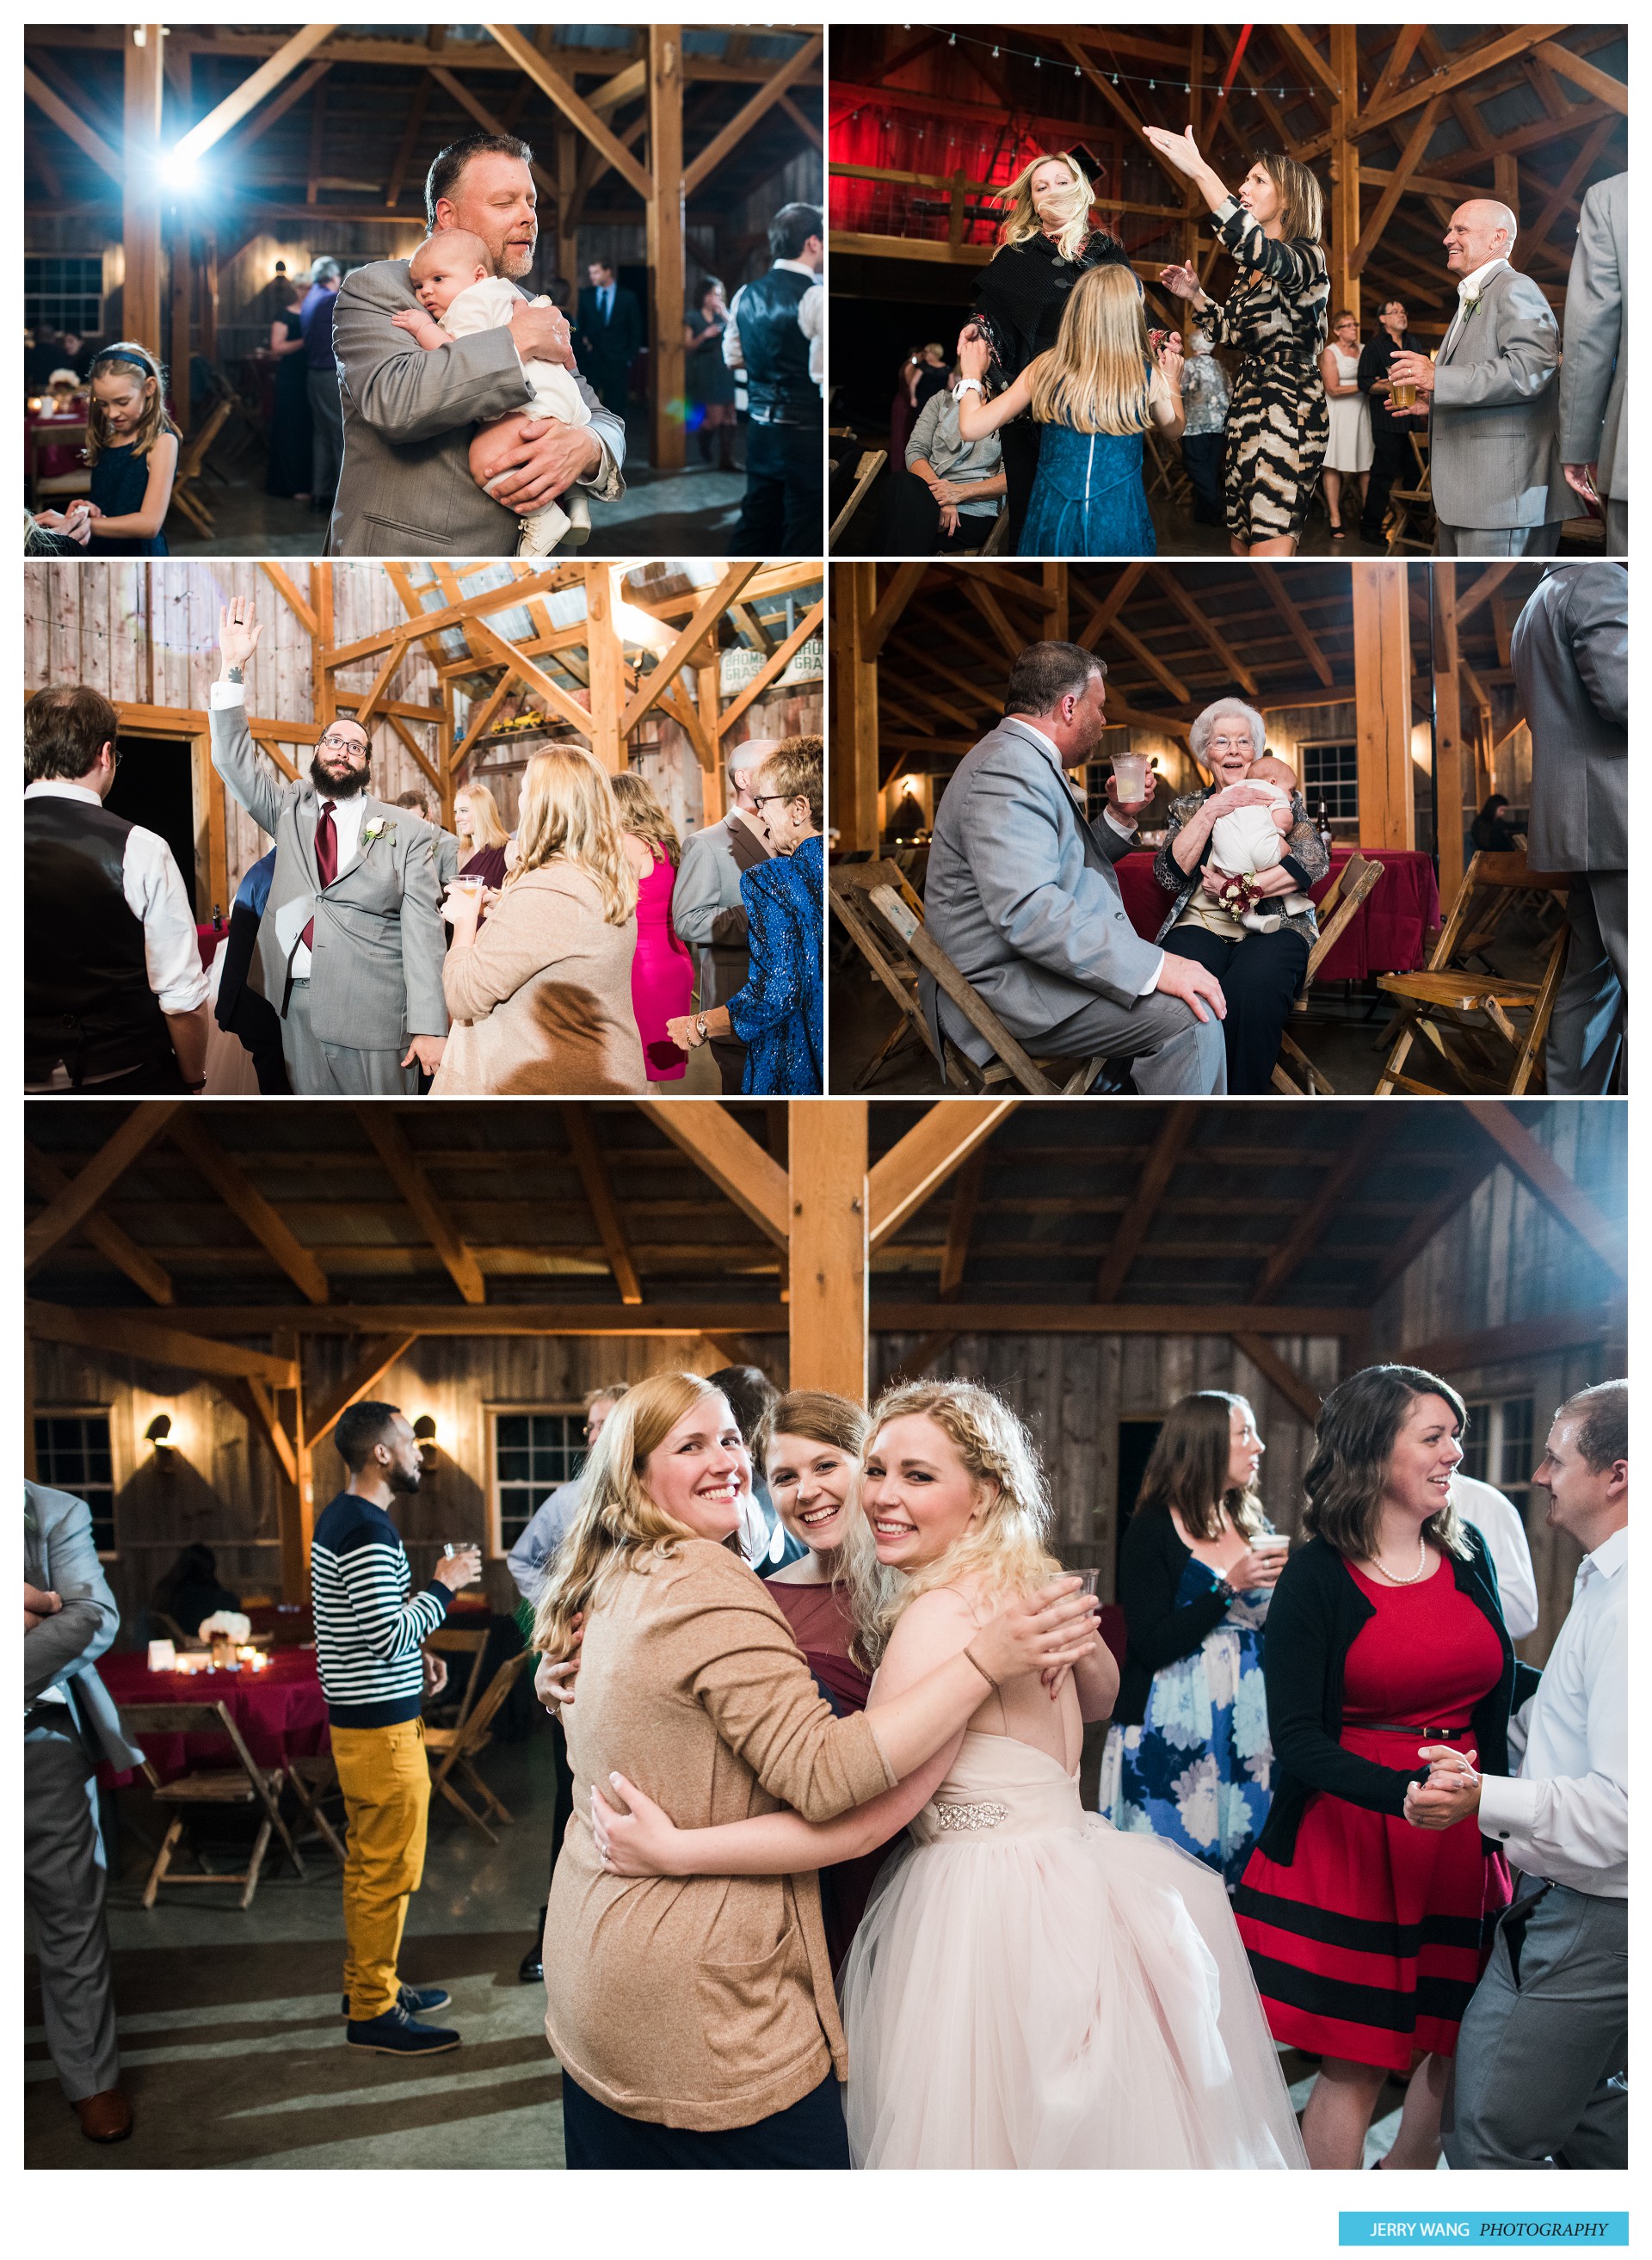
[432,745,645,1095]
[533,1370,1097,2169]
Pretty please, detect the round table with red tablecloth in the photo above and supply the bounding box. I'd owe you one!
[96,1646,330,1787]
[1115,847,1439,978]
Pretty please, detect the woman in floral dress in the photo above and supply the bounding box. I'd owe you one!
[1100,1390,1287,1887]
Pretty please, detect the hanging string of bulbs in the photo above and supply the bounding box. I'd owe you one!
[910,28,1349,104]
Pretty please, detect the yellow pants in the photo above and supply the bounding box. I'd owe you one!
[330,1718,430,2021]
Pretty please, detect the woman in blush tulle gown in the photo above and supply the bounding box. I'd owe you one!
[591,1380,1309,2171]
[612,772,694,1086]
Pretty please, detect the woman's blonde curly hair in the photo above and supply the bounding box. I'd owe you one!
[996,151,1096,267]
[843,1379,1062,1668]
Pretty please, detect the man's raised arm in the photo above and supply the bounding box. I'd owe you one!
[209,600,287,838]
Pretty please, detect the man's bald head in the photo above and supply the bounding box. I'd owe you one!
[1445,200,1518,276]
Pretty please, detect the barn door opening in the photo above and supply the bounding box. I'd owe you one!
[1113,1418,1163,1592]
[106,733,198,917]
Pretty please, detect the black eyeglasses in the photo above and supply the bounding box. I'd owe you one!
[753,793,793,810]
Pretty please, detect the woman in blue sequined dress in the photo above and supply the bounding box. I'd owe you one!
[1100,1390,1286,1888]
[667,737,823,1094]
[954,262,1184,557]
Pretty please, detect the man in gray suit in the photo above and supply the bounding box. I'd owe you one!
[1509,563,1627,1094]
[329,132,626,557]
[1558,173,1627,557]
[922,643,1228,1093]
[1389,200,1578,557]
[26,1479,145,2143]
[672,743,778,1094]
[210,598,449,1094]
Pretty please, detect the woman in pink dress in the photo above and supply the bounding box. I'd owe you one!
[612,773,693,1086]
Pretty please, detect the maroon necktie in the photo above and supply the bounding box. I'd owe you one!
[301,799,336,951]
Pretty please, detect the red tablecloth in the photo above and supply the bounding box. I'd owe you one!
[98,1647,330,1786]
[26,406,89,486]
[1117,848,1439,980]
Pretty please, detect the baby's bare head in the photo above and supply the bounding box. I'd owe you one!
[410,230,495,315]
[1248,754,1298,794]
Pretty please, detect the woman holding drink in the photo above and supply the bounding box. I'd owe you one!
[1152,699,1329,1093]
[1100,1392,1285,1888]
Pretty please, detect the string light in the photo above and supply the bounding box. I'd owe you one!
[910,28,1339,99]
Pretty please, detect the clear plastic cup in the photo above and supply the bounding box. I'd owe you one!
[1112,754,1150,801]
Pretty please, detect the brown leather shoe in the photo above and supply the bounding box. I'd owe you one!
[73,2089,133,2143]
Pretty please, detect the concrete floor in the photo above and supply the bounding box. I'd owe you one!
[25,1731,564,2170]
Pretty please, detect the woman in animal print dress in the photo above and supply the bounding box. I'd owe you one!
[1145,127,1329,557]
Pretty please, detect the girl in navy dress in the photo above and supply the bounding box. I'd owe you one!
[954,264,1184,557]
[37,342,179,556]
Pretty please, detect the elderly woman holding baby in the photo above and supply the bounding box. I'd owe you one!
[1153,699,1329,1093]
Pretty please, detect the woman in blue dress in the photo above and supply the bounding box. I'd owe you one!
[1100,1389,1288,1888]
[954,263,1185,557]
[666,736,823,1094]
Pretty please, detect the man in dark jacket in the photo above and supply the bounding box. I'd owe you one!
[1356,297,1423,543]
[576,258,644,417]
[726,203,823,549]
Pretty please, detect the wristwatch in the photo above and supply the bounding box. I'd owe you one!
[1211,1578,1236,1606]
[693,1013,709,1044]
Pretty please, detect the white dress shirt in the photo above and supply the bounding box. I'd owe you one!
[1442,255,1510,354]
[1014,718,1163,996]
[1452,1473,1540,1641]
[724,259,824,391]
[211,680,366,979]
[25,779,209,1086]
[1478,1524,1627,1897]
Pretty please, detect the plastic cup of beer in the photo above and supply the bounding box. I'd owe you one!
[1112,754,1150,803]
[1391,377,1416,410]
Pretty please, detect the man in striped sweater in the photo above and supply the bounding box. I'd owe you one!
[312,1399,481,2057]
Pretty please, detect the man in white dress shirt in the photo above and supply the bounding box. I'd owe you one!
[725,202,823,551]
[1409,1382,1628,2170]
[1452,1472,1539,1642]
[25,686,210,1093]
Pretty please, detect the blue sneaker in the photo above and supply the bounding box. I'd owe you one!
[344,2004,460,2056]
[341,1983,453,2017]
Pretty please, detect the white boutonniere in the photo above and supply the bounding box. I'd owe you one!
[361,818,391,847]
[1460,291,1482,323]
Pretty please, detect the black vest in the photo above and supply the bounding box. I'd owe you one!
[738,267,816,424]
[25,794,174,1084]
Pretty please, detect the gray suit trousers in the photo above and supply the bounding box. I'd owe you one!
[972,986,1229,1095]
[26,1718,120,2101]
[1605,498,1627,557]
[283,981,417,1095]
[1545,871,1626,1096]
[1435,522,1563,557]
[1443,1882,1627,2170]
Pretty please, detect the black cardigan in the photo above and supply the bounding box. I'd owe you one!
[1254,1530,1538,1866]
[971,231,1130,385]
[1113,1506,1265,1726]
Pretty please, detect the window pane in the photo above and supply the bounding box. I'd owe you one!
[33,1413,116,1552]
[1498,1397,1533,1489]
[496,1449,529,1482]
[496,1415,529,1450]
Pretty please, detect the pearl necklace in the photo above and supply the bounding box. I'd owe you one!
[1367,1533,1430,1586]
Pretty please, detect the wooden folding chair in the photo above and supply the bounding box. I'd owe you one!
[1375,849,1569,1095]
[830,859,1112,1095]
[829,448,886,549]
[1384,432,1435,553]
[1271,853,1385,1094]
[118,1701,306,1909]
[149,1609,190,1646]
[285,1749,347,1866]
[165,396,233,538]
[961,504,1009,557]
[424,1648,531,1845]
[422,1626,491,1733]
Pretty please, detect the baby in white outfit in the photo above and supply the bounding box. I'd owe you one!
[1209,754,1315,933]
[393,231,592,554]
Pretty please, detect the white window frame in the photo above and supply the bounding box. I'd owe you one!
[484,1401,587,1560]
[1299,737,1359,827]
[33,1403,122,1560]
[1462,1393,1537,1524]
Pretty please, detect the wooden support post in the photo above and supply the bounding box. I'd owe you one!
[1328,24,1360,329]
[697,655,724,822]
[1432,563,1466,913]
[311,563,335,726]
[647,28,686,475]
[274,1327,311,1603]
[438,678,456,827]
[1352,561,1415,850]
[834,563,879,855]
[123,27,167,355]
[788,1099,867,1404]
[585,567,626,772]
[556,128,578,285]
[1043,563,1068,644]
[198,229,219,365]
[169,222,191,436]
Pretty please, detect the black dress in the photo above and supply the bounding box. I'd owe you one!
[264,307,314,498]
[86,441,168,556]
[971,230,1130,550]
[685,311,737,408]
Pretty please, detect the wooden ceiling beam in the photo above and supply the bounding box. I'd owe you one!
[23,1144,174,1306]
[25,1103,181,1273]
[355,1107,488,1304]
[305,1333,421,1444]
[1532,40,1626,115]
[1402,1305,1624,1379]
[22,69,124,184]
[683,33,822,199]
[483,23,653,201]
[563,1105,644,1307]
[1464,1103,1627,1283]
[1350,98,1445,279]
[1355,26,1570,140]
[1230,1333,1325,1426]
[1094,1105,1200,1302]
[620,561,757,737]
[221,58,332,160]
[468,620,595,739]
[1248,1115,1392,1305]
[1103,618,1189,706]
[26,1302,299,1390]
[1262,572,1335,689]
[384,77,431,211]
[174,23,337,163]
[1148,569,1261,698]
[325,568,580,667]
[637,1102,790,1249]
[867,1101,1016,1253]
[715,600,825,741]
[219,1376,299,1485]
[938,1149,988,1302]
[168,1118,330,1306]
[426,63,558,202]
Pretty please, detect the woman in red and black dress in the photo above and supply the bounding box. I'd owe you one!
[1234,1364,1521,2170]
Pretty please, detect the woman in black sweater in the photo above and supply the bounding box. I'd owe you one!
[1233,1365,1526,2171]
[1100,1392,1287,1888]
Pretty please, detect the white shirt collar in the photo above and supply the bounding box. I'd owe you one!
[773,258,821,283]
[1581,1524,1629,1582]
[1455,256,1508,303]
[1007,717,1065,769]
[25,779,102,806]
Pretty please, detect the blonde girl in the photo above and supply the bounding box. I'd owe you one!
[433,744,644,1094]
[956,262,1183,556]
[37,342,180,556]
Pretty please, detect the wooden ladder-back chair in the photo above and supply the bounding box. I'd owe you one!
[165,396,234,539]
[118,1700,306,1909]
[424,1647,532,1845]
[422,1626,491,1733]
[1375,849,1569,1095]
[829,859,1113,1095]
[1385,432,1435,553]
[1271,852,1385,1094]
[285,1751,347,1867]
[829,448,886,549]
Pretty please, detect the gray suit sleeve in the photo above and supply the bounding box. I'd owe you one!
[1557,185,1621,464]
[1431,279,1559,411]
[570,377,627,497]
[334,270,534,444]
[670,832,726,949]
[1566,569,1630,735]
[210,699,291,839]
[26,1494,119,1704]
[398,825,449,1038]
[437,833,461,890]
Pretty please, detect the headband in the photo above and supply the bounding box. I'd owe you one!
[94,350,157,375]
